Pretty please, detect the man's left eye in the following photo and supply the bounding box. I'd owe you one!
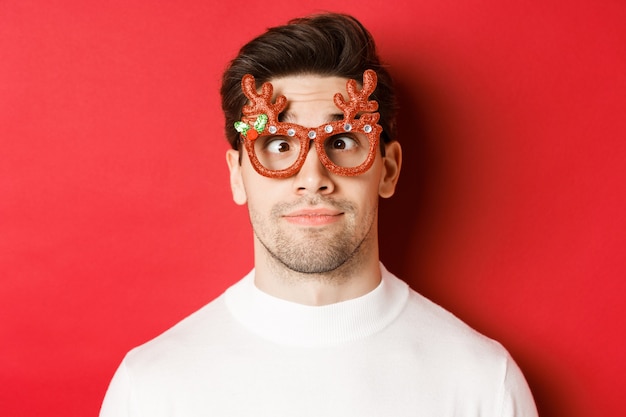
[328,135,359,150]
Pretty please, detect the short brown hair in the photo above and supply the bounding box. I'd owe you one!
[220,12,397,149]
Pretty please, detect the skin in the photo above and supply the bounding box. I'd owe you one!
[226,74,402,306]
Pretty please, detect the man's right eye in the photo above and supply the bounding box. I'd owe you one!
[265,137,292,154]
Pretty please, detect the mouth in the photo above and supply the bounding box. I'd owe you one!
[282,208,344,226]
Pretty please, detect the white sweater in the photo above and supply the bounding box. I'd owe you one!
[100,265,538,416]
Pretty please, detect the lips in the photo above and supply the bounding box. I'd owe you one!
[282,208,343,226]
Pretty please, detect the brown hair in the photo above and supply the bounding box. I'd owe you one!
[220,12,397,149]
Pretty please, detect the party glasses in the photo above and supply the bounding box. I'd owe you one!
[234,69,383,179]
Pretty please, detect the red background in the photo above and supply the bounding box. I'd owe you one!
[1,1,624,416]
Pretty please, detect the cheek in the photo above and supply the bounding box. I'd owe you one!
[352,163,384,198]
[243,183,268,206]
[241,174,281,209]
[338,175,380,210]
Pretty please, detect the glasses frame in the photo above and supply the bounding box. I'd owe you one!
[236,69,383,179]
[242,115,382,179]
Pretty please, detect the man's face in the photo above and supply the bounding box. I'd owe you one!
[226,74,400,275]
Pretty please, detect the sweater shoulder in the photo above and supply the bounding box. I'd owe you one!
[398,286,510,360]
[122,290,237,370]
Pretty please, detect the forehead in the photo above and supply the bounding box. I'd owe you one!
[267,75,350,124]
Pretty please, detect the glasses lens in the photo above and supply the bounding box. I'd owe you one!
[323,133,372,168]
[253,135,302,171]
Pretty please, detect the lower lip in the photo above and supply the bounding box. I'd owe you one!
[284,214,342,226]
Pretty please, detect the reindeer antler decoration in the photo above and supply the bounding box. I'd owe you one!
[234,75,287,140]
[333,69,379,121]
[241,75,286,122]
[236,69,380,139]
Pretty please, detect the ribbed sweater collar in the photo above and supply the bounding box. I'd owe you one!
[224,263,409,347]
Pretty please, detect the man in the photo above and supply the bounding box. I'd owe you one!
[100,12,538,416]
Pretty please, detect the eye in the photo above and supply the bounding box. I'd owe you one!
[264,136,292,154]
[328,134,360,151]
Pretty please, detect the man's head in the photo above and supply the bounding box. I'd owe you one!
[221,13,401,283]
[220,13,397,150]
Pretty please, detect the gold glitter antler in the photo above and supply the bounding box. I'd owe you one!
[333,69,379,121]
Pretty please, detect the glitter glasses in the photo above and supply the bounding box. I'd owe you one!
[234,70,383,179]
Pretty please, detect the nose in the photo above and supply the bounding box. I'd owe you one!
[293,142,335,195]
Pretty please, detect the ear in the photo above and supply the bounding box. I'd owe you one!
[226,149,247,205]
[378,141,402,199]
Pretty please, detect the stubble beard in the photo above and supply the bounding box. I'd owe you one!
[251,197,376,277]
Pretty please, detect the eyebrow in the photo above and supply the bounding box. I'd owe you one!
[279,111,345,123]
